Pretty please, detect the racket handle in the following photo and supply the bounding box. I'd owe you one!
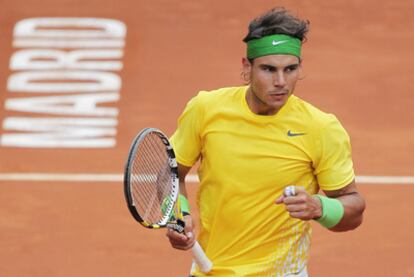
[191,241,213,273]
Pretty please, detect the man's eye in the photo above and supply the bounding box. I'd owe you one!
[285,66,298,73]
[263,66,275,72]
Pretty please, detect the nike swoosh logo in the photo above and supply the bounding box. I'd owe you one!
[287,130,306,137]
[272,40,287,46]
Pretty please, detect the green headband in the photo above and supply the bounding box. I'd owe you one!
[247,34,302,59]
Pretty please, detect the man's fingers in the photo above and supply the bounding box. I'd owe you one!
[166,228,195,250]
[283,194,307,205]
[287,186,309,195]
[289,211,306,219]
[276,186,317,221]
[166,227,188,241]
[183,215,194,236]
[277,186,321,220]
[285,203,306,213]
[275,194,285,204]
[276,186,305,204]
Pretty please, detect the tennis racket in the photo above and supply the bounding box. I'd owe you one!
[123,127,212,273]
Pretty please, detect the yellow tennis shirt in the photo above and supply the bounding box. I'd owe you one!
[170,86,355,276]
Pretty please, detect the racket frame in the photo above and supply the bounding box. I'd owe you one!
[124,127,180,228]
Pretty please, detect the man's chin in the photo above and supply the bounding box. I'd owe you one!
[268,94,289,106]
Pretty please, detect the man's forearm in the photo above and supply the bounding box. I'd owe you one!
[328,192,366,232]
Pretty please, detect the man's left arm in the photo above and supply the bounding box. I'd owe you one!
[276,181,366,232]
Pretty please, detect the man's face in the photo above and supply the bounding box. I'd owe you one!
[243,54,301,115]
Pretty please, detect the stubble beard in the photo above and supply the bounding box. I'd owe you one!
[247,86,292,115]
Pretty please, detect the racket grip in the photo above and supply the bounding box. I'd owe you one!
[191,241,212,273]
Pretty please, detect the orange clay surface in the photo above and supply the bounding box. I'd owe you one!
[0,0,413,276]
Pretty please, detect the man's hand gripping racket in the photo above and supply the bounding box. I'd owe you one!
[123,128,212,273]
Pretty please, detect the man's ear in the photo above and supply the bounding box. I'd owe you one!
[241,57,252,84]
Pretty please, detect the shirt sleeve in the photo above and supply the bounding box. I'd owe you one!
[170,94,203,167]
[314,115,355,191]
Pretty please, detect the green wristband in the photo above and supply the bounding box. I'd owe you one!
[161,194,191,218]
[313,194,344,228]
[179,194,191,216]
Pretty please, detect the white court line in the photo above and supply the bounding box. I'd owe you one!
[0,173,413,184]
[356,175,414,184]
[0,173,122,182]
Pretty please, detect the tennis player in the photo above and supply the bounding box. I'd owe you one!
[166,7,366,277]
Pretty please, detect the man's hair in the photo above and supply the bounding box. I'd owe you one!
[243,7,310,43]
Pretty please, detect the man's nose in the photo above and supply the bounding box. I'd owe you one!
[273,71,286,87]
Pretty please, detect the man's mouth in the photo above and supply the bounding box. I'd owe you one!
[269,91,288,96]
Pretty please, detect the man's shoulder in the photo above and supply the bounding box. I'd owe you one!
[291,95,339,125]
[195,86,246,102]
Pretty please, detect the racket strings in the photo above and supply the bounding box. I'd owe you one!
[131,143,164,222]
[141,136,172,203]
[131,137,164,222]
[129,132,174,224]
[139,138,170,220]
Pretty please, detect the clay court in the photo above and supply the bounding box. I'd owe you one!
[0,0,413,276]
